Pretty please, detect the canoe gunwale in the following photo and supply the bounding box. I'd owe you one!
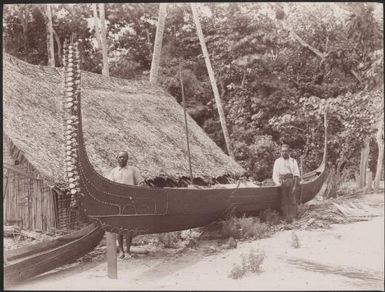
[5,223,97,262]
[4,223,104,285]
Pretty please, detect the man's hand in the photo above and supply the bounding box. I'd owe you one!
[138,181,148,187]
[292,177,299,193]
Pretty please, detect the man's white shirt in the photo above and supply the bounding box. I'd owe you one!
[107,165,143,185]
[272,157,300,186]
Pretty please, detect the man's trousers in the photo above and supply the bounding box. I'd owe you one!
[280,176,297,222]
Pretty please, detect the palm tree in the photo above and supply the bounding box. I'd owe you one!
[149,3,167,84]
[191,3,234,159]
[374,101,384,192]
[92,3,109,76]
[46,4,55,67]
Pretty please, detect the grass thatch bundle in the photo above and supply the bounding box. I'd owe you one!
[3,53,245,184]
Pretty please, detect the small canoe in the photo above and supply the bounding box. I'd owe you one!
[4,223,105,286]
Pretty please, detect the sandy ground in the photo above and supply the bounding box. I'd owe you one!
[7,191,384,291]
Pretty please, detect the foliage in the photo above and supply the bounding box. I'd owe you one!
[322,168,355,199]
[229,248,265,279]
[291,231,300,248]
[229,263,246,279]
[222,216,271,240]
[226,237,238,249]
[157,231,181,248]
[259,208,281,225]
[3,3,383,180]
[4,4,48,65]
[244,249,265,273]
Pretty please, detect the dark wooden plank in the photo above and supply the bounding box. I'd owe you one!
[5,223,96,261]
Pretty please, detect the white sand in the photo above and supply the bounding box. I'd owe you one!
[8,192,384,291]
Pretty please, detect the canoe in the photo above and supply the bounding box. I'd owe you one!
[61,41,328,236]
[4,223,105,286]
[5,223,96,262]
[228,164,327,217]
[230,129,328,217]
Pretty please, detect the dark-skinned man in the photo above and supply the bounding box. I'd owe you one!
[107,151,144,259]
[272,144,300,223]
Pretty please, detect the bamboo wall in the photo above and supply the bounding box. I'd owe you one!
[3,136,78,231]
[3,166,56,231]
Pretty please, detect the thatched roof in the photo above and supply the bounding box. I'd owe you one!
[3,53,245,185]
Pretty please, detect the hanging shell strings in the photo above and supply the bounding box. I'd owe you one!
[62,40,82,204]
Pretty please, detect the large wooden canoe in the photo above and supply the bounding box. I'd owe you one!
[61,41,328,237]
[76,141,327,235]
[4,223,104,286]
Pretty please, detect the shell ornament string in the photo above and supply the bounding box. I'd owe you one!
[62,40,82,208]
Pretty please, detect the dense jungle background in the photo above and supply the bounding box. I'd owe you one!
[3,2,383,187]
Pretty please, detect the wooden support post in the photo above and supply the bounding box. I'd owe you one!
[179,65,194,183]
[106,232,117,279]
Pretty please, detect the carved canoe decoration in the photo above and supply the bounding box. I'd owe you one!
[63,41,328,236]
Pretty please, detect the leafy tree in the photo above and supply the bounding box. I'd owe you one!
[3,3,383,182]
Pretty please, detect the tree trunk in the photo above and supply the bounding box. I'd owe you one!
[53,28,62,66]
[359,137,370,188]
[359,149,364,188]
[366,168,373,192]
[46,4,55,67]
[98,3,109,77]
[355,170,360,188]
[145,28,153,56]
[19,5,30,53]
[149,3,167,85]
[191,3,234,159]
[277,4,362,84]
[92,4,102,50]
[241,69,247,88]
[374,117,384,192]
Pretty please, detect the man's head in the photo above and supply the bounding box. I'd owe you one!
[117,151,128,167]
[281,144,290,159]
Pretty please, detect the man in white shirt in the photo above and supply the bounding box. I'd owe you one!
[107,151,144,259]
[272,144,300,223]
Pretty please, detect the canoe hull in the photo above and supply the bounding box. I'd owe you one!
[84,168,327,234]
[229,168,328,217]
[5,224,97,262]
[4,223,105,286]
[60,42,329,236]
[93,211,225,234]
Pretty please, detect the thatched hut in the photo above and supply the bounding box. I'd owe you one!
[3,53,245,231]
